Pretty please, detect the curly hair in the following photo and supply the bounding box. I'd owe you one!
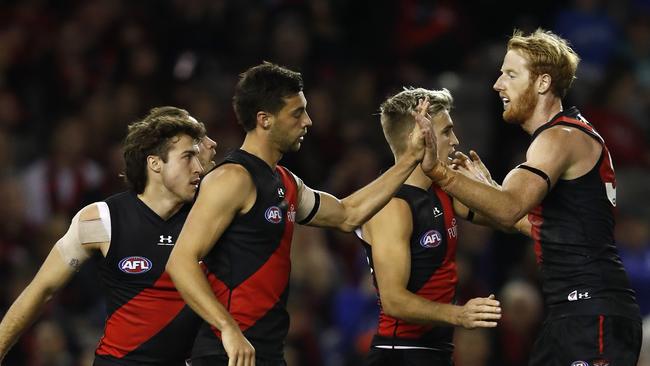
[122,106,206,193]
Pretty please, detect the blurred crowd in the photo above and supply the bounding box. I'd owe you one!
[0,0,648,365]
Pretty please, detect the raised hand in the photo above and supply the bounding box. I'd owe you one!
[221,324,256,366]
[408,97,439,172]
[457,294,502,329]
[404,97,433,163]
[452,150,499,188]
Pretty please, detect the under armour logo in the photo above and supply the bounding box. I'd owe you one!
[278,187,285,198]
[158,235,174,246]
[433,207,443,217]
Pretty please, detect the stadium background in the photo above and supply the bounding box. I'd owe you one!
[0,0,648,365]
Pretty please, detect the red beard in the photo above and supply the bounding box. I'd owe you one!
[503,81,538,124]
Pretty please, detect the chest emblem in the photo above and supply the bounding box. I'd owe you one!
[265,206,283,224]
[157,235,174,246]
[118,256,152,274]
[277,187,285,198]
[419,230,442,248]
[432,206,443,218]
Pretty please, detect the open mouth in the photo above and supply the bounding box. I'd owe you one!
[501,95,510,108]
[191,177,200,188]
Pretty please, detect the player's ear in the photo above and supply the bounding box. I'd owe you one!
[147,155,162,173]
[256,111,272,130]
[538,74,552,94]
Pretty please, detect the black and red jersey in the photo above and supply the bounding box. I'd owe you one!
[192,149,298,361]
[95,191,202,365]
[528,107,640,320]
[359,184,458,352]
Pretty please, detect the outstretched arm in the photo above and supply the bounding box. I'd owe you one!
[451,151,532,237]
[167,165,255,365]
[0,204,104,361]
[425,129,573,227]
[362,198,501,328]
[304,98,434,232]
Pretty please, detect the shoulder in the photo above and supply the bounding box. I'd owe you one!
[527,125,579,158]
[371,197,411,223]
[364,197,413,243]
[202,163,254,188]
[529,124,597,159]
[195,164,256,212]
[534,124,575,144]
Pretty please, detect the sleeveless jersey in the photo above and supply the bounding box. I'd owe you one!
[192,149,299,360]
[95,191,202,364]
[528,107,640,320]
[360,184,458,352]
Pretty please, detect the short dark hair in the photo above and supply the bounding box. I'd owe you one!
[123,106,205,193]
[233,61,304,131]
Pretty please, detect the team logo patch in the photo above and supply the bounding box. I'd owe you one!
[571,361,589,366]
[419,230,442,248]
[265,206,283,224]
[118,256,152,274]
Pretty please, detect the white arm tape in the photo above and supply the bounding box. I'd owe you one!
[95,202,112,240]
[54,203,111,271]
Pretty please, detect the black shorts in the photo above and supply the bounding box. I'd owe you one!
[191,355,286,366]
[364,347,453,366]
[529,315,642,366]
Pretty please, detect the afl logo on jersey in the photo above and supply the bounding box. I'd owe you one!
[265,206,283,224]
[419,230,442,248]
[118,256,152,274]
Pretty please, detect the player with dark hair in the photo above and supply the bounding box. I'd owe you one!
[0,106,217,365]
[166,62,436,366]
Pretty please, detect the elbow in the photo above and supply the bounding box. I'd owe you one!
[493,203,526,228]
[37,287,58,305]
[337,222,357,233]
[335,200,367,233]
[381,296,403,319]
[496,213,519,228]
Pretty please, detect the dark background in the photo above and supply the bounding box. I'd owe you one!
[0,0,648,365]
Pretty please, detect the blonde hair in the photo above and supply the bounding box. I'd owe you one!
[507,28,580,98]
[380,87,453,156]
